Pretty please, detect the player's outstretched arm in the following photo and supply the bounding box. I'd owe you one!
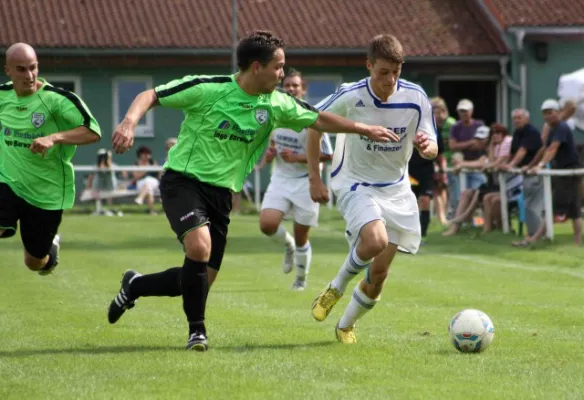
[30,126,100,156]
[112,89,159,154]
[306,128,329,203]
[311,111,399,143]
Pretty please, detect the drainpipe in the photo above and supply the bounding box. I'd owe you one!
[500,56,522,126]
[515,29,527,110]
[500,57,509,125]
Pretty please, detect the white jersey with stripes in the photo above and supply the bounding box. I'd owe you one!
[270,128,333,180]
[316,78,436,194]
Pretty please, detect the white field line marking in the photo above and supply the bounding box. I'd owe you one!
[436,253,584,279]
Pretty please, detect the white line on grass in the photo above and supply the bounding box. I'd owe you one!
[438,254,584,279]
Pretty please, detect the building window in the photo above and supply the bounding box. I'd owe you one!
[43,75,82,96]
[113,77,154,137]
[304,76,343,106]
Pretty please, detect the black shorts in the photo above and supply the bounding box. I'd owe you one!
[0,182,63,259]
[553,176,582,220]
[409,164,434,199]
[160,170,232,270]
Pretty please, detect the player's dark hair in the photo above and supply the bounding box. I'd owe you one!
[237,30,285,71]
[368,34,405,64]
[284,68,306,88]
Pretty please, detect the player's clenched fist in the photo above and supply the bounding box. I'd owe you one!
[309,179,329,204]
[30,135,55,156]
[112,121,135,154]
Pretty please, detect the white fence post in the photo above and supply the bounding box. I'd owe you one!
[95,199,103,215]
[499,172,509,234]
[543,175,554,241]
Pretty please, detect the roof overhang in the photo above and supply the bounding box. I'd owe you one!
[405,55,506,63]
[508,26,584,36]
[15,48,233,56]
[0,47,508,62]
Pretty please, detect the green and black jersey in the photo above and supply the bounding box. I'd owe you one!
[155,74,319,192]
[0,78,101,210]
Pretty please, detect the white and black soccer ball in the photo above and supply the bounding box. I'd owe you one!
[449,309,495,353]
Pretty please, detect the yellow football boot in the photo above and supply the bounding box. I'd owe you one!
[335,323,357,344]
[311,284,343,322]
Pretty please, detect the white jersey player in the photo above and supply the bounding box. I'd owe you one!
[307,34,438,343]
[259,70,333,291]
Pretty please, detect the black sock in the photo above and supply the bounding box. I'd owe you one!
[181,258,209,336]
[131,267,182,298]
[40,243,58,272]
[420,210,430,237]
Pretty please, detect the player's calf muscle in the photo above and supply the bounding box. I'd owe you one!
[366,266,389,286]
[23,253,47,271]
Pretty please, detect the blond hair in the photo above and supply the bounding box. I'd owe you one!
[431,96,449,114]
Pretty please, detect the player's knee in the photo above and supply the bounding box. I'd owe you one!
[0,229,4,237]
[259,218,279,236]
[362,233,388,257]
[184,236,211,261]
[418,196,431,210]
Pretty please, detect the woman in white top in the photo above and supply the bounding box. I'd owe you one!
[444,124,513,235]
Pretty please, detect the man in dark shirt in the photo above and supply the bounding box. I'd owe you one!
[409,121,446,242]
[529,99,581,246]
[502,108,544,237]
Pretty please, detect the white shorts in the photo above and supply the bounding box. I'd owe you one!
[136,176,159,194]
[336,186,421,254]
[261,177,319,227]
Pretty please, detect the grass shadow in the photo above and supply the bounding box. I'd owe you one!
[0,341,334,358]
[0,345,179,358]
[213,288,284,294]
[215,340,334,352]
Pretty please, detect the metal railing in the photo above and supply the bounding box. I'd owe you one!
[74,164,333,212]
[453,167,584,240]
[74,164,583,241]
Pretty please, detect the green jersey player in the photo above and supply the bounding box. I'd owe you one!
[107,31,399,351]
[0,43,101,275]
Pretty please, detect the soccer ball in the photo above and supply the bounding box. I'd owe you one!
[449,309,495,353]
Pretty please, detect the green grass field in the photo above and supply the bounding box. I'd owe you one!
[1,208,583,399]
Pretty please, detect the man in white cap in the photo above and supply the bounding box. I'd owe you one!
[519,99,581,246]
[446,98,487,220]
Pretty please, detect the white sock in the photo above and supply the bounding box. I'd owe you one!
[331,246,372,293]
[338,283,379,329]
[268,224,294,248]
[295,242,312,280]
